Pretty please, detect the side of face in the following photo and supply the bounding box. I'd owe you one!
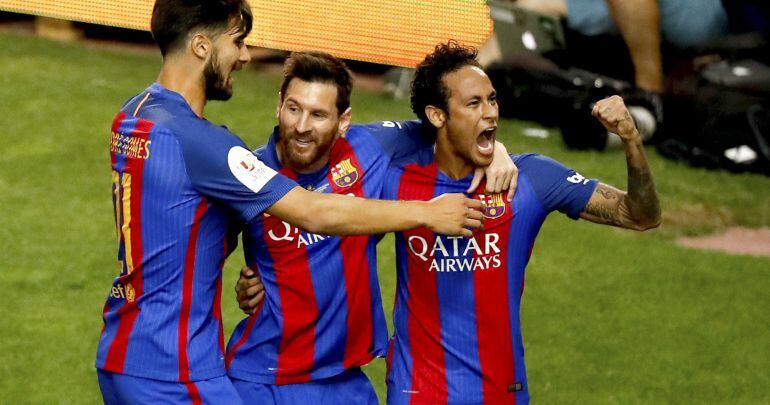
[201,20,251,101]
[429,65,499,167]
[276,78,351,173]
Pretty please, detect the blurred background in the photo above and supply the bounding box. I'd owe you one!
[0,0,768,403]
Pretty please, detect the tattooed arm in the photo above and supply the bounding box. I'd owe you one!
[579,96,661,231]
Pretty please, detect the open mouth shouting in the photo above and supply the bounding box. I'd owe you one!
[476,126,496,156]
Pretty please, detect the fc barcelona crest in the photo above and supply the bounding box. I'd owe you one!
[125,283,136,302]
[479,193,506,219]
[331,158,359,188]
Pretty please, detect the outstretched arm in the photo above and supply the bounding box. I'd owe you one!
[267,188,485,237]
[580,96,661,230]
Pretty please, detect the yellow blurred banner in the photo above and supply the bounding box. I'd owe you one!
[0,0,493,67]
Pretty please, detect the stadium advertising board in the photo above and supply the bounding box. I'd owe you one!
[0,0,493,67]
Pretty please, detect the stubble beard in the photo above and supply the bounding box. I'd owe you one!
[204,52,232,101]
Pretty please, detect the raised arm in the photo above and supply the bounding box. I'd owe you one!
[266,188,484,237]
[580,96,661,230]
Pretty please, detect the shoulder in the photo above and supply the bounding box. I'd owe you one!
[512,153,560,169]
[355,120,431,142]
[513,153,596,194]
[336,125,389,162]
[514,153,576,178]
[171,118,248,155]
[152,117,252,181]
[355,119,423,133]
[343,124,379,146]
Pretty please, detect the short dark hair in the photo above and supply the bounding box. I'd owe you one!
[151,0,253,57]
[280,52,353,115]
[411,41,481,124]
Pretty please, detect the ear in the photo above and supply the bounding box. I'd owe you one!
[190,33,212,60]
[337,107,352,136]
[425,105,446,129]
[276,92,283,119]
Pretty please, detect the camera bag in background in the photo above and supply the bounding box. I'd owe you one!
[486,55,662,150]
[659,57,770,175]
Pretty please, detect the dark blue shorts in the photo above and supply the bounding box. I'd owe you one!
[230,368,377,405]
[97,370,242,404]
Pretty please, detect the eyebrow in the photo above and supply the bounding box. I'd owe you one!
[285,98,328,111]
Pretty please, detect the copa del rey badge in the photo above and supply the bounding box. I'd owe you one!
[479,193,506,219]
[331,158,359,187]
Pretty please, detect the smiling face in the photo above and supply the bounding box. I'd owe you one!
[203,21,251,101]
[440,65,499,168]
[276,78,350,173]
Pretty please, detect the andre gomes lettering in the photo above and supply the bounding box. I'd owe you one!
[110,131,151,159]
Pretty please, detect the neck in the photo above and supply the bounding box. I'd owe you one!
[435,133,474,180]
[157,57,206,117]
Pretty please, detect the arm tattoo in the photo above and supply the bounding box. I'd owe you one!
[584,185,623,224]
[595,186,618,200]
[581,142,660,229]
[625,142,660,225]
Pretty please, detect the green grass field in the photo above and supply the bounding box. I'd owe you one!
[0,33,768,404]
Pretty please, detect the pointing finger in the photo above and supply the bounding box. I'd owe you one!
[467,167,484,193]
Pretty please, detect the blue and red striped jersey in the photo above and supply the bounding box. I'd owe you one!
[96,83,297,382]
[384,152,597,405]
[226,121,432,385]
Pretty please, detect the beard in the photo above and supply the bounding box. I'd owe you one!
[203,52,232,101]
[277,128,337,173]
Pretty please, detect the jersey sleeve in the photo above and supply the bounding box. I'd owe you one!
[515,153,598,219]
[178,128,298,223]
[359,120,435,163]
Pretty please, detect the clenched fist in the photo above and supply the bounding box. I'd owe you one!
[591,95,640,143]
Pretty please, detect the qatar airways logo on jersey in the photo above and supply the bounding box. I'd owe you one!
[266,219,331,248]
[407,233,502,272]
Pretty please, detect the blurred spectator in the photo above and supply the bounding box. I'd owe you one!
[514,0,730,92]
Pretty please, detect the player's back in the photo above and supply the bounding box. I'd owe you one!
[97,83,295,383]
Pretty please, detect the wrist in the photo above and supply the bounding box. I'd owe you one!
[621,130,643,146]
[410,200,431,228]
